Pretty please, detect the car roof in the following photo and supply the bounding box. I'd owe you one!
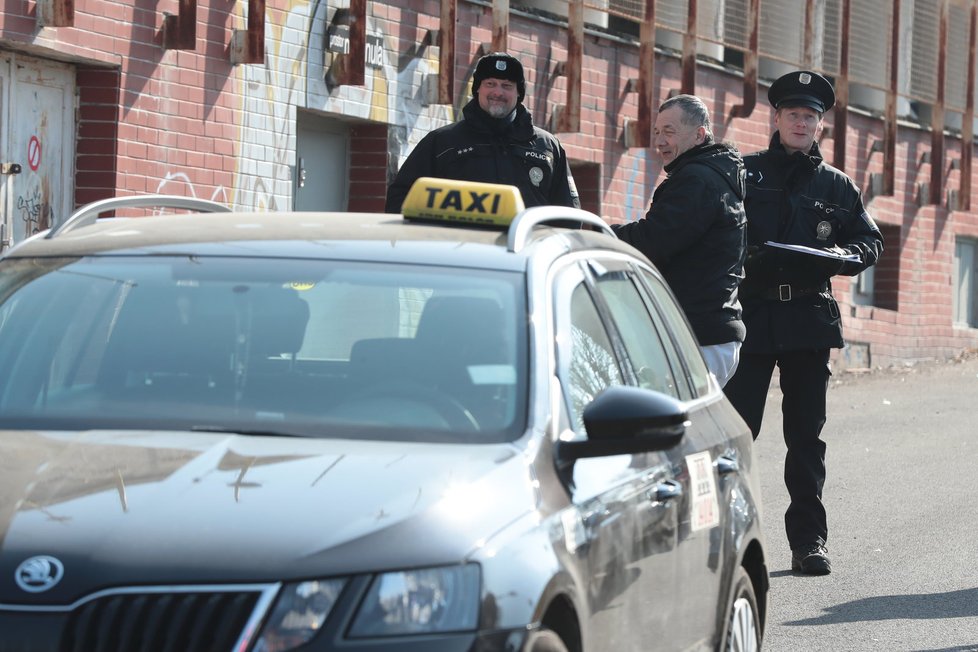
[6,211,504,258]
[2,180,640,270]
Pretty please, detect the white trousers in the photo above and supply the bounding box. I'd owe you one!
[700,341,742,388]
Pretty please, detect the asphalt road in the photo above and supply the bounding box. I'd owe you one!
[756,352,978,652]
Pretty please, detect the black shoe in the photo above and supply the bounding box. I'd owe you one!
[791,543,831,575]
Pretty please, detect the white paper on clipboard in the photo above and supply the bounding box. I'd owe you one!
[764,241,862,264]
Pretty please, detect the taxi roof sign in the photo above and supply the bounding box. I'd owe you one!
[401,177,525,227]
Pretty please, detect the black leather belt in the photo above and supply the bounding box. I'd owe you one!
[761,284,827,301]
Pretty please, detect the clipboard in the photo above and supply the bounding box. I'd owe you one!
[764,241,862,263]
[753,241,862,281]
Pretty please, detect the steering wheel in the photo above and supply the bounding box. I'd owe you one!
[336,382,480,432]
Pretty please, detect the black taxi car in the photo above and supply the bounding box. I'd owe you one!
[0,178,767,652]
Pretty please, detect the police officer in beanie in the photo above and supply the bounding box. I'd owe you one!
[385,52,580,213]
[723,70,884,575]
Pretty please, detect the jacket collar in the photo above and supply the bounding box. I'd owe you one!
[769,132,823,172]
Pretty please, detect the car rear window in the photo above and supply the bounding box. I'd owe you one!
[0,256,528,443]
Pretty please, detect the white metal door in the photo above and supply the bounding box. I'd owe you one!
[0,53,75,250]
[294,111,349,211]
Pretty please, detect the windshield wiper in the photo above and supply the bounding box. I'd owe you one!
[190,425,307,438]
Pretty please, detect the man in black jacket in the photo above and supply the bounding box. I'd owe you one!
[385,52,580,212]
[723,70,884,576]
[613,94,747,387]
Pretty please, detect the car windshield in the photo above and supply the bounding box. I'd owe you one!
[0,255,528,443]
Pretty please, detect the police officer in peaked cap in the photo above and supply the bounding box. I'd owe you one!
[723,69,884,576]
[385,52,580,213]
[768,69,836,114]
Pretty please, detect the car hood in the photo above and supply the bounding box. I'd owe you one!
[0,430,536,606]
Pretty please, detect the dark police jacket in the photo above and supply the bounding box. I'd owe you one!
[613,141,747,347]
[740,133,884,354]
[385,98,580,213]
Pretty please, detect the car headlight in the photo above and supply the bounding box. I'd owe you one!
[349,564,481,637]
[252,579,345,652]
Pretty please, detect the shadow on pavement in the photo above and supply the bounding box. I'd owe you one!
[784,586,978,626]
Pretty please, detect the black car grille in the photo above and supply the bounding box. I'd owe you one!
[58,589,263,652]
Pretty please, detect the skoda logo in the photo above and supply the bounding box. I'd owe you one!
[15,556,64,593]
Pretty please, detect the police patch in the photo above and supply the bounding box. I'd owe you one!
[529,167,544,186]
[816,220,832,240]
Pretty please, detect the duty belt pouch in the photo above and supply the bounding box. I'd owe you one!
[827,296,840,319]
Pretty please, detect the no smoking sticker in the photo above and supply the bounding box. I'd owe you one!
[28,136,41,171]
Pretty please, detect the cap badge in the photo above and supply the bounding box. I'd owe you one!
[495,61,508,71]
[799,72,812,85]
[816,220,832,240]
[529,167,544,186]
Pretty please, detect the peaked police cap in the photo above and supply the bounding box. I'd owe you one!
[768,70,836,114]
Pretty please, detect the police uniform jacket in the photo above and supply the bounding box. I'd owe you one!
[385,98,580,213]
[740,133,884,354]
[613,141,747,347]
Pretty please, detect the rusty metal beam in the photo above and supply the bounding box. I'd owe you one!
[554,0,582,133]
[625,0,656,147]
[163,0,197,50]
[492,0,508,52]
[731,0,758,119]
[803,0,816,66]
[439,0,457,104]
[930,0,948,205]
[326,0,366,86]
[881,0,899,196]
[231,0,265,64]
[346,0,367,86]
[959,1,976,210]
[681,0,697,94]
[37,0,74,27]
[833,0,850,173]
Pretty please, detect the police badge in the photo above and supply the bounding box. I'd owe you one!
[529,167,544,187]
[816,220,832,240]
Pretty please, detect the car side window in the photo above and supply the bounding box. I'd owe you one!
[636,268,712,398]
[591,272,680,399]
[564,282,623,435]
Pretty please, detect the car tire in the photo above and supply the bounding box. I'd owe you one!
[720,566,761,652]
[524,628,569,652]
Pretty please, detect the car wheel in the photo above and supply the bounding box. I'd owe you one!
[721,566,761,652]
[524,628,569,652]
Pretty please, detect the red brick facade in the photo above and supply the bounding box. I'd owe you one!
[1,0,976,367]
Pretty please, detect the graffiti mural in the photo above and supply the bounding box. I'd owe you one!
[157,172,229,206]
[231,2,313,212]
[15,174,53,237]
[231,0,454,211]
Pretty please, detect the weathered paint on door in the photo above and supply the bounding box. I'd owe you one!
[0,53,75,251]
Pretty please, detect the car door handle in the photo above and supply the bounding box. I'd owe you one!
[647,480,682,503]
[716,453,739,476]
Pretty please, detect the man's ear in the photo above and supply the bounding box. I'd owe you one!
[696,126,707,144]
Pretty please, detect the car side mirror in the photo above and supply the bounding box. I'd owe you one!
[557,385,688,462]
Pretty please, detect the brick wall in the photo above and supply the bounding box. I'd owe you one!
[75,67,121,208]
[349,124,390,212]
[1,0,976,365]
